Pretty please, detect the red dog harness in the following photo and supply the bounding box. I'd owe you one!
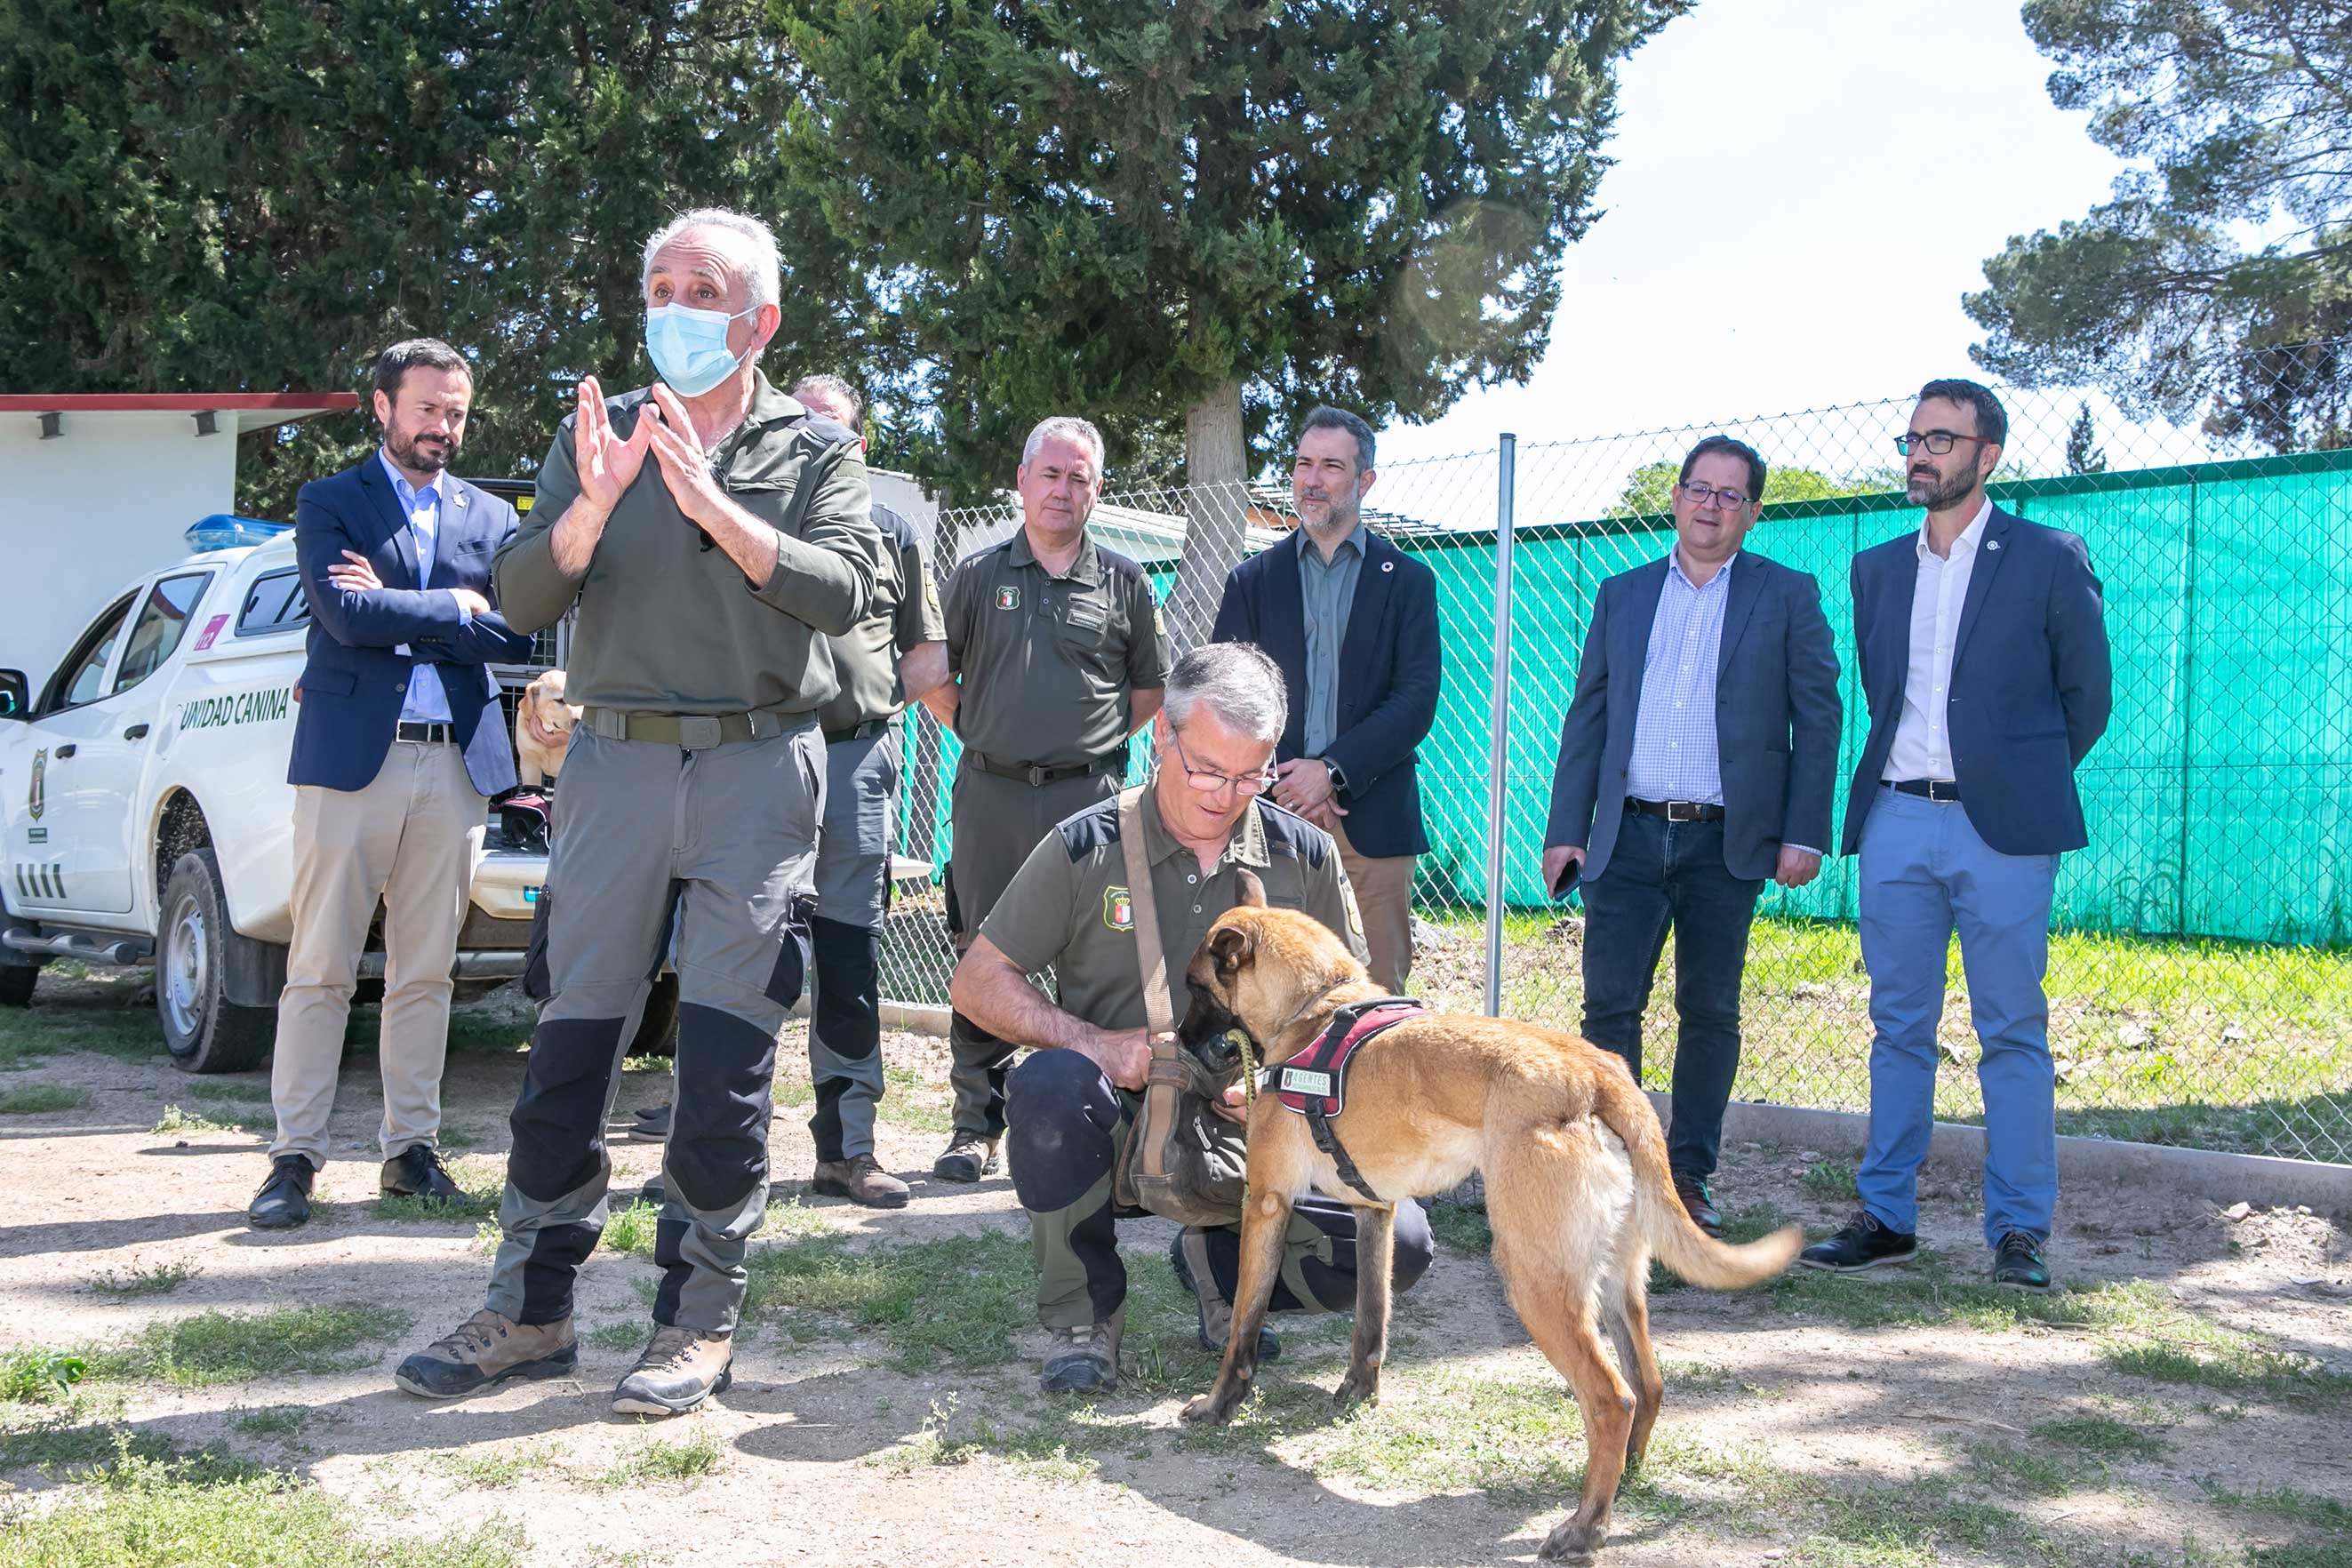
[1263,996,1426,1203]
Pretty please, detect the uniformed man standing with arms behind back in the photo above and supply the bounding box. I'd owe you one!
[394,208,881,1417]
[925,417,1169,1183]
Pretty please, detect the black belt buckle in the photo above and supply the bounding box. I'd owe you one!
[1025,764,1049,788]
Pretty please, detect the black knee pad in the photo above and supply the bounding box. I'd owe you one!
[1005,1048,1122,1213]
[667,1004,779,1212]
[507,1016,626,1202]
[811,916,880,1060]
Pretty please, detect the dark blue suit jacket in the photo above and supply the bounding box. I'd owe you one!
[1843,505,2112,857]
[288,457,532,796]
[1209,528,1441,860]
[1545,551,1843,884]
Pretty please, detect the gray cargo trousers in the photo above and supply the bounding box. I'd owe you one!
[807,725,897,1163]
[486,722,824,1334]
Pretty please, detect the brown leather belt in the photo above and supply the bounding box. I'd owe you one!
[1625,796,1724,822]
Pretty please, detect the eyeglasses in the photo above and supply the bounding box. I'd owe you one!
[1165,728,1278,797]
[1676,482,1750,510]
[1895,430,1996,457]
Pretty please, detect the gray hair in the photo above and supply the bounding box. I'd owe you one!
[640,208,781,311]
[1300,404,1376,470]
[1164,642,1287,745]
[790,373,861,425]
[1020,415,1107,473]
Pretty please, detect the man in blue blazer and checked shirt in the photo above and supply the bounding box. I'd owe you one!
[1801,378,2111,1292]
[249,339,533,1230]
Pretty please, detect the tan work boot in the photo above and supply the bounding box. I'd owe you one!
[931,1130,1000,1183]
[1039,1307,1123,1396]
[1173,1229,1280,1361]
[612,1324,735,1417]
[812,1153,910,1209]
[394,1308,577,1398]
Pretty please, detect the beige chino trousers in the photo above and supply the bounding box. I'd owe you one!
[268,740,485,1168]
[1330,818,1418,995]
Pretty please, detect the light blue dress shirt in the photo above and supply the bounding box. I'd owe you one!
[1625,549,1735,805]
[377,452,469,725]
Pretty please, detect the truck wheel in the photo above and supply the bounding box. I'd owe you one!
[0,963,38,1007]
[632,972,680,1059]
[157,850,277,1074]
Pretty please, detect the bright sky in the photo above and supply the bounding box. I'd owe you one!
[1379,1,2131,468]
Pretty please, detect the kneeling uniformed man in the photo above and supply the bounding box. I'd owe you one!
[948,642,1432,1395]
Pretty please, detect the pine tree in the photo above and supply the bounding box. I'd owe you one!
[2064,401,2108,475]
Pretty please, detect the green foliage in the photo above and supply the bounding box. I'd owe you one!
[2065,399,2108,473]
[1968,2,2352,452]
[0,1083,84,1114]
[94,1303,410,1388]
[0,1348,86,1404]
[0,2,899,519]
[775,0,1690,496]
[1609,460,1900,517]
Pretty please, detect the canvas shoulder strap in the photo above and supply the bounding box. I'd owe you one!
[1116,786,1174,1039]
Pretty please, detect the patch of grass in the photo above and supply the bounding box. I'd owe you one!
[0,986,164,1070]
[619,1054,669,1075]
[1962,1441,2077,1498]
[2031,1413,2166,1458]
[743,1228,1038,1372]
[0,1083,85,1114]
[0,1446,521,1566]
[183,1079,274,1106]
[373,1156,504,1221]
[439,1123,480,1150]
[598,1433,721,1487]
[2200,1478,2352,1532]
[1426,1201,1492,1254]
[1,1347,87,1403]
[0,1415,253,1484]
[230,1405,312,1440]
[438,1443,564,1491]
[92,1302,411,1388]
[88,1260,201,1300]
[585,1322,645,1352]
[472,1220,503,1256]
[1800,1161,1860,1201]
[151,1104,241,1136]
[602,1201,662,1258]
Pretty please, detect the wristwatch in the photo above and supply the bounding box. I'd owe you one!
[1320,756,1348,796]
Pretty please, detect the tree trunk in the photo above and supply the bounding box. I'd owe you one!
[1169,379,1248,655]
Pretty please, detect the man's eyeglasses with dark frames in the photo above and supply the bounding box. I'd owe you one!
[1676,482,1750,510]
[1895,430,1997,457]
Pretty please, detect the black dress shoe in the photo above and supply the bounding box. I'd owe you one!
[1673,1173,1723,1239]
[248,1156,316,1229]
[381,1143,461,1202]
[1992,1231,2052,1292]
[1797,1209,1917,1272]
[627,1104,672,1144]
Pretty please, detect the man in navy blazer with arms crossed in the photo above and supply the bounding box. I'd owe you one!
[1800,378,2111,1292]
[249,339,532,1229]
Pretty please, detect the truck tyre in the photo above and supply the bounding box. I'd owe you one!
[0,919,43,1006]
[157,850,277,1074]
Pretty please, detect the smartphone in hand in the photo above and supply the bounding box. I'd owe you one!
[1549,858,1580,899]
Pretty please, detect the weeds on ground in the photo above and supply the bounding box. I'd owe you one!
[0,1083,85,1114]
[2199,1479,2352,1532]
[91,1302,411,1388]
[602,1201,660,1258]
[585,1323,646,1352]
[231,1405,312,1440]
[597,1433,721,1487]
[183,1080,273,1106]
[1427,1201,1492,1254]
[0,1348,86,1404]
[437,1444,564,1492]
[88,1260,200,1300]
[151,1105,241,1136]
[2031,1413,2167,1458]
[374,1156,504,1221]
[743,1228,1037,1371]
[1800,1161,1860,1202]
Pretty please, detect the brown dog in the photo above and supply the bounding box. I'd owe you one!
[515,669,580,787]
[1175,874,1802,1564]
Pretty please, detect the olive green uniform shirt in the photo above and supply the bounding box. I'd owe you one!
[815,503,947,732]
[980,784,1368,1034]
[493,373,882,716]
[943,529,1168,769]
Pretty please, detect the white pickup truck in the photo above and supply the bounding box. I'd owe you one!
[0,508,566,1072]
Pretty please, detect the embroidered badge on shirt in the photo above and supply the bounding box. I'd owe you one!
[1103,886,1135,932]
[996,586,1021,611]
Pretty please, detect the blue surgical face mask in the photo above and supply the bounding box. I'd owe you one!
[644,302,758,397]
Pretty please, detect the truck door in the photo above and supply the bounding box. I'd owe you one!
[67,571,215,913]
[4,592,136,915]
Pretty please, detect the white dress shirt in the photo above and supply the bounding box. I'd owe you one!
[378,452,470,725]
[1883,496,1993,782]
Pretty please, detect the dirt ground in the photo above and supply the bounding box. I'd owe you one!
[2,973,2348,1568]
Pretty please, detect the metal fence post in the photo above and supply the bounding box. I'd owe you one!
[1482,433,1518,1018]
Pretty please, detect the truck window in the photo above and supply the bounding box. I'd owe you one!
[236,566,310,638]
[45,596,136,714]
[113,572,216,696]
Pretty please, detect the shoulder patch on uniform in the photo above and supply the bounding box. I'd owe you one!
[1254,800,1330,868]
[1055,798,1121,861]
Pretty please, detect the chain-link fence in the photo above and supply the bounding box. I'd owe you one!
[873,368,2352,1167]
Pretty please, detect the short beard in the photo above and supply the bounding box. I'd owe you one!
[1906,465,1978,512]
[388,429,454,474]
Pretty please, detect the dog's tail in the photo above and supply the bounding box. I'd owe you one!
[1593,1065,1802,1291]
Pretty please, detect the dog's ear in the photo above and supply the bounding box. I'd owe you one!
[1209,923,1254,978]
[1232,868,1267,908]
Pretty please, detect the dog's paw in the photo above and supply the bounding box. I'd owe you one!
[1179,1393,1235,1427]
[1332,1368,1380,1408]
[1539,1520,1602,1563]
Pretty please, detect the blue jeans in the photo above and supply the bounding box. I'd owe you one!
[1578,812,1764,1182]
[1856,788,2060,1250]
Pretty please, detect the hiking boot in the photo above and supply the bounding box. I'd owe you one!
[247,1155,316,1230]
[1039,1309,1122,1396]
[931,1130,1000,1183]
[1674,1172,1723,1239]
[612,1324,734,1417]
[1171,1229,1279,1361]
[381,1143,461,1203]
[1992,1231,2052,1292]
[395,1308,577,1398]
[627,1103,671,1144]
[812,1153,910,1210]
[1797,1210,1918,1273]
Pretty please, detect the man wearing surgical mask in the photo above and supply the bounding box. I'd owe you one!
[396,209,882,1418]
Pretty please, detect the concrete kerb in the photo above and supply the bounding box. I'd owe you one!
[871,999,2351,1215]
